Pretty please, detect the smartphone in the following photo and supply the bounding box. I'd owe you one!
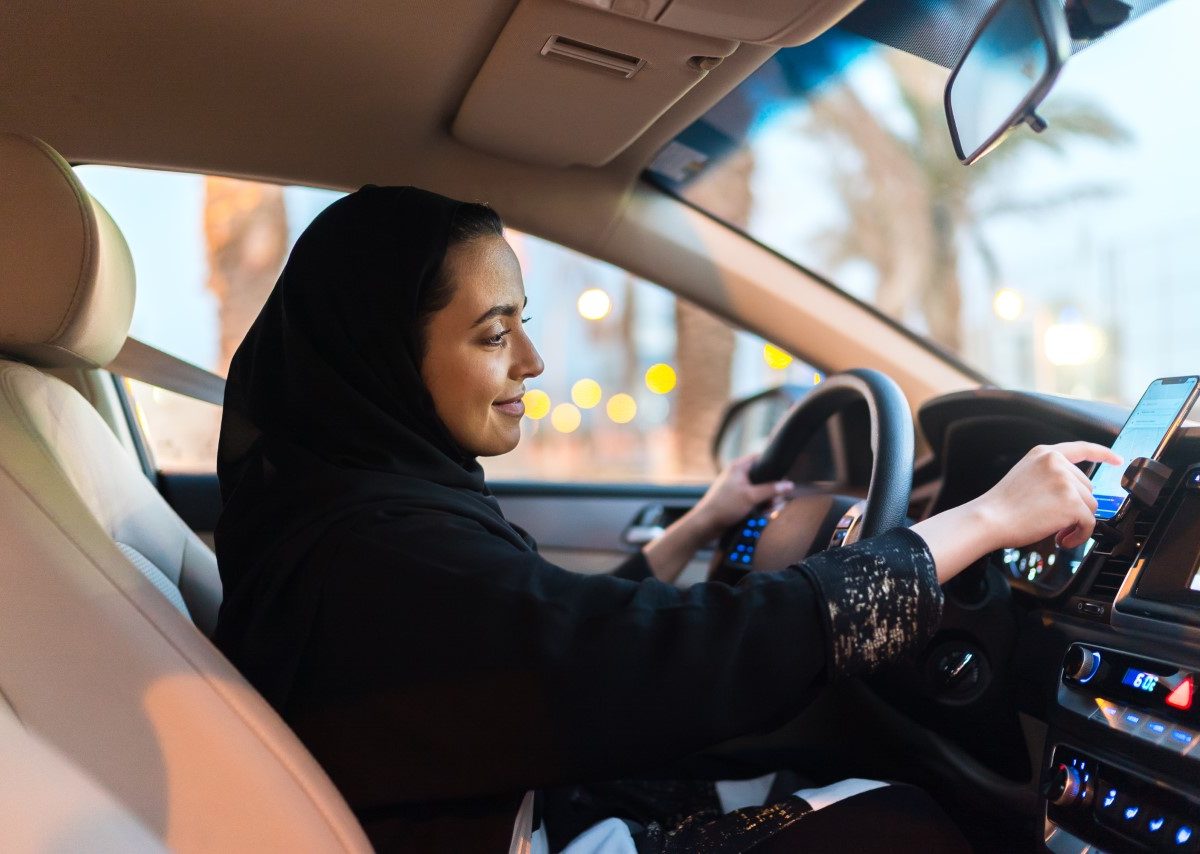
[1092,375,1200,520]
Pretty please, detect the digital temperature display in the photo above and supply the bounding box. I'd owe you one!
[1122,668,1161,693]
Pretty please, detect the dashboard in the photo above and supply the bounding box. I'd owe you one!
[909,389,1200,854]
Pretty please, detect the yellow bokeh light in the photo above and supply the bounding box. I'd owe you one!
[522,388,551,420]
[992,287,1024,321]
[571,378,602,409]
[644,363,677,395]
[813,372,823,385]
[763,343,793,370]
[606,393,637,424]
[577,288,612,321]
[550,403,582,433]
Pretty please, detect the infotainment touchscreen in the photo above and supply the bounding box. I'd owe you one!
[1128,464,1200,620]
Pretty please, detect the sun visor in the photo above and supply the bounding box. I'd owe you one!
[451,0,736,168]
[565,0,865,47]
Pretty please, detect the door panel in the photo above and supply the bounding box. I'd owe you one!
[156,474,714,585]
[490,481,713,585]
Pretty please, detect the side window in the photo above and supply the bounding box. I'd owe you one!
[76,166,344,472]
[487,232,820,484]
[76,165,820,482]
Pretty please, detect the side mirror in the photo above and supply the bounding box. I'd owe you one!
[945,0,1072,165]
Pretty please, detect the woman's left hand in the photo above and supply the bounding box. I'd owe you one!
[691,454,795,540]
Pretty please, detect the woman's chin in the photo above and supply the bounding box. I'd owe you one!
[473,426,522,457]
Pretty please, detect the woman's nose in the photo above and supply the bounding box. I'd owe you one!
[515,333,544,380]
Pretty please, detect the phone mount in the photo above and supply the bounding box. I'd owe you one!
[1091,456,1173,545]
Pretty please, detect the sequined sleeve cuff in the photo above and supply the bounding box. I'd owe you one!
[796,526,943,679]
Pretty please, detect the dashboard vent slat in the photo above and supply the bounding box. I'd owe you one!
[1087,557,1132,600]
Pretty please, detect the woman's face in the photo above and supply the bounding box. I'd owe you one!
[419,235,544,457]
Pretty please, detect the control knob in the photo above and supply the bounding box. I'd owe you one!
[1048,763,1091,808]
[1064,646,1101,683]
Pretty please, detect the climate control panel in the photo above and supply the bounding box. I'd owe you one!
[1047,746,1200,852]
[1058,644,1199,758]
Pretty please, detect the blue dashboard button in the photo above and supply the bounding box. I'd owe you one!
[1123,805,1140,821]
[1176,825,1193,846]
[1148,816,1166,834]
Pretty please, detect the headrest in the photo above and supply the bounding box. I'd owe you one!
[0,134,135,368]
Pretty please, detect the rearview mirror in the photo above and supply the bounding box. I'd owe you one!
[945,0,1071,164]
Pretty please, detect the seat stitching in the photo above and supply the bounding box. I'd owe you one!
[28,137,96,347]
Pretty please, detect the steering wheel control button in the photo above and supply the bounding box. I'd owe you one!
[724,514,771,570]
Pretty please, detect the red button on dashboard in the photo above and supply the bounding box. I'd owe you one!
[1166,675,1194,711]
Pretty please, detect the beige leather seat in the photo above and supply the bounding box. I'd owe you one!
[0,132,372,852]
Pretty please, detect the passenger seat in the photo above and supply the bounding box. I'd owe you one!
[0,132,372,852]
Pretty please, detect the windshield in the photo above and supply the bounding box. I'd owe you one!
[649,1,1199,407]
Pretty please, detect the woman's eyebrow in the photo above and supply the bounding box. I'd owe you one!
[471,295,528,327]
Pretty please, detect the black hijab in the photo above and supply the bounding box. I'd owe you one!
[213,185,535,708]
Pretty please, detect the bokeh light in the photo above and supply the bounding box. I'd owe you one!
[763,343,793,370]
[577,288,612,321]
[550,403,582,433]
[992,288,1024,321]
[813,372,823,384]
[522,388,551,420]
[571,378,602,409]
[645,363,677,394]
[606,393,637,424]
[1044,321,1106,366]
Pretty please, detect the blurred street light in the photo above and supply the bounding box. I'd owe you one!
[645,363,677,394]
[992,288,1025,321]
[606,393,637,424]
[551,403,582,433]
[763,343,793,370]
[1044,319,1106,366]
[577,288,611,321]
[571,378,602,409]
[522,389,551,420]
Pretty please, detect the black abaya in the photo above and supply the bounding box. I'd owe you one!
[213,186,945,852]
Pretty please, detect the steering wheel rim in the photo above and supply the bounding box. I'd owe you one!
[748,368,915,541]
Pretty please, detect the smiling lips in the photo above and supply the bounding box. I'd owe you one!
[493,393,525,417]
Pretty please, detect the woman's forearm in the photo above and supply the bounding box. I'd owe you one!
[910,498,1001,584]
[642,509,716,584]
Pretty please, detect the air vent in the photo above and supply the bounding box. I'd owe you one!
[540,36,646,78]
[1087,556,1133,601]
[1132,492,1170,546]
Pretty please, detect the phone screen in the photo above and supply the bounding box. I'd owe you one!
[1092,376,1199,519]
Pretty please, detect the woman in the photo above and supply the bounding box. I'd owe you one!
[213,186,1118,852]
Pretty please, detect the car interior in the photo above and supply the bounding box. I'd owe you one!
[2,0,1197,852]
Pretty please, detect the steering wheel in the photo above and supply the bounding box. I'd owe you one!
[714,368,915,573]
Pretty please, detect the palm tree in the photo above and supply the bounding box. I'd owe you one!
[669,149,750,477]
[800,51,1130,354]
[203,178,289,376]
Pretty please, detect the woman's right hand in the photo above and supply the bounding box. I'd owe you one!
[912,441,1123,584]
[974,441,1123,551]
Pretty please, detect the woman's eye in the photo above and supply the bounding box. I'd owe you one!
[521,315,531,324]
[484,330,511,346]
